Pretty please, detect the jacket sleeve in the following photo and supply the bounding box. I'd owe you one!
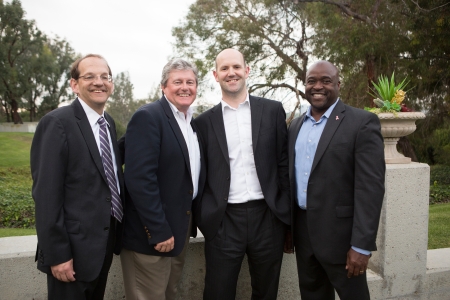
[31,114,72,266]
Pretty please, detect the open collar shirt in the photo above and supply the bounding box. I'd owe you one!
[221,94,264,203]
[166,96,201,200]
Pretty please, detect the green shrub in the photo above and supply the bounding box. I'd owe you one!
[429,165,450,204]
[0,166,35,228]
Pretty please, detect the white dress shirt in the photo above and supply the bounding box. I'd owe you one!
[166,97,201,200]
[78,98,120,192]
[221,95,263,203]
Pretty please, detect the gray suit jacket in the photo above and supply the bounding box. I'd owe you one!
[193,95,290,241]
[288,100,385,264]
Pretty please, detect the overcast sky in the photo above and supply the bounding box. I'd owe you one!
[18,0,196,100]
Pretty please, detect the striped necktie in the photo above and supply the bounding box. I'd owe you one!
[98,116,123,222]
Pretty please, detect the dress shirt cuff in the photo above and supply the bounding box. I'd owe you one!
[351,246,371,256]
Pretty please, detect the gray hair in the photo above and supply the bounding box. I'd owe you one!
[160,58,199,87]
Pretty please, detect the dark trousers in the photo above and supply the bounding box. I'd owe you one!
[203,200,285,300]
[47,217,116,300]
[293,207,370,300]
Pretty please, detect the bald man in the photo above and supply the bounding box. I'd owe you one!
[193,49,291,300]
[288,61,385,299]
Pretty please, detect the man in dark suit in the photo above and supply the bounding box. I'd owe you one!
[288,60,385,300]
[31,54,124,299]
[120,58,204,300]
[193,48,290,300]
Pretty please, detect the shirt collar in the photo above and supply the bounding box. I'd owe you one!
[78,97,108,127]
[304,98,340,123]
[221,93,250,113]
[165,95,194,120]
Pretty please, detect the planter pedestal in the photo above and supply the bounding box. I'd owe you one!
[377,112,425,164]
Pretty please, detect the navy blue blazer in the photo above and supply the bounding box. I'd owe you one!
[122,97,205,257]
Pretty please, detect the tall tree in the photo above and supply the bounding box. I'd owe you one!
[36,37,77,118]
[107,71,135,137]
[173,0,312,119]
[292,0,450,161]
[0,0,45,123]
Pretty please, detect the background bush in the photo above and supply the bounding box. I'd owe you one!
[0,166,35,228]
[429,165,450,204]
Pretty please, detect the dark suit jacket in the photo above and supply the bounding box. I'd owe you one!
[31,98,125,282]
[122,97,205,257]
[288,100,385,264]
[193,95,290,241]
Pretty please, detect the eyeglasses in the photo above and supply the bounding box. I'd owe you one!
[78,74,112,83]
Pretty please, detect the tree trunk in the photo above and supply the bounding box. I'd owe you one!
[366,54,376,107]
[10,99,23,124]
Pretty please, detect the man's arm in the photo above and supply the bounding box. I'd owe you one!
[124,108,174,248]
[31,115,73,274]
[347,111,385,276]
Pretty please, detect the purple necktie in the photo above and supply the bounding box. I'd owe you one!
[98,117,123,222]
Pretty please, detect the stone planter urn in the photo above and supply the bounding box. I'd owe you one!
[377,112,426,164]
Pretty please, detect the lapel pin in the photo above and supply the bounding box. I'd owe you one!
[336,116,339,120]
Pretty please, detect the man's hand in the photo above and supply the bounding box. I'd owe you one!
[51,259,76,282]
[283,230,294,254]
[345,248,370,278]
[154,236,174,252]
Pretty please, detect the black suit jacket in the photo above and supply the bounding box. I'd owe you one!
[122,97,205,257]
[288,100,385,264]
[31,98,125,282]
[193,95,290,241]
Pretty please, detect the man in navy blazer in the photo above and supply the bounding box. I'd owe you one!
[288,60,385,300]
[120,58,204,300]
[31,54,124,299]
[193,49,290,300]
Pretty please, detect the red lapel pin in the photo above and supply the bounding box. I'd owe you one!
[336,116,339,120]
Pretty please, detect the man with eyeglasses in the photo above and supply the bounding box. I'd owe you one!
[31,54,124,299]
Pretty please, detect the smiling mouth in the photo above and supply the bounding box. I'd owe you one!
[226,79,239,83]
[90,89,107,93]
[311,93,326,98]
[178,93,191,97]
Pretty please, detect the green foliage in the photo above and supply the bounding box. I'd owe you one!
[428,203,450,249]
[411,121,450,165]
[370,73,409,104]
[429,165,450,204]
[0,166,34,228]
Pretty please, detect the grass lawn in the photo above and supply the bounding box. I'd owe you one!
[0,228,36,238]
[428,202,450,249]
[0,132,33,167]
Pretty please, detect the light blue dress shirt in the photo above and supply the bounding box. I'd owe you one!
[294,99,370,256]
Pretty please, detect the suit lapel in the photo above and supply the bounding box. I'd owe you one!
[249,96,263,150]
[311,101,346,173]
[73,98,108,184]
[159,97,192,176]
[210,103,230,165]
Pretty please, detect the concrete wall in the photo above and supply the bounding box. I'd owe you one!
[0,122,37,133]
[1,163,450,299]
